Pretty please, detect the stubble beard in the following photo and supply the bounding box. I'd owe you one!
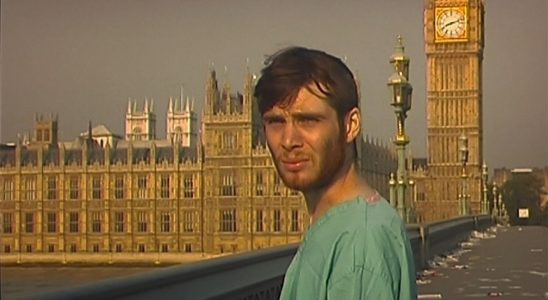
[274,135,347,193]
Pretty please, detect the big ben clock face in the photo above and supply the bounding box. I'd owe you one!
[435,7,468,42]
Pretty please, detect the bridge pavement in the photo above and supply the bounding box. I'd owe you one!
[417,225,548,299]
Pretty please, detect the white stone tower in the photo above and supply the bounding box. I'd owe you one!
[167,88,197,148]
[125,98,157,141]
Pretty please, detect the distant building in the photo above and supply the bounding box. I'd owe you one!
[0,69,396,258]
[79,124,123,148]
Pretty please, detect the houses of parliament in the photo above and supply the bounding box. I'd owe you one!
[1,0,488,259]
[0,69,396,256]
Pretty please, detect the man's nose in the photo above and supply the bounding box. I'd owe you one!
[280,121,303,151]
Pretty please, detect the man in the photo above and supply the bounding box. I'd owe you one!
[254,47,417,299]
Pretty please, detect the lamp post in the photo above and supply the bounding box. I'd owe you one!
[498,193,504,220]
[408,179,416,223]
[389,173,396,207]
[492,184,498,219]
[481,162,488,214]
[387,36,413,223]
[458,133,469,215]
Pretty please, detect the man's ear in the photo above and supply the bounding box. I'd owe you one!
[345,107,361,143]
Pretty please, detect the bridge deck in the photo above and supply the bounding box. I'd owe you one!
[417,225,548,299]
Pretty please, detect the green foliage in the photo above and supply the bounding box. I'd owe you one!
[501,173,547,226]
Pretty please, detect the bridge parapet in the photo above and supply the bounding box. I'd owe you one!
[35,215,493,300]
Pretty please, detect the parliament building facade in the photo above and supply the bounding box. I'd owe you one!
[0,70,396,257]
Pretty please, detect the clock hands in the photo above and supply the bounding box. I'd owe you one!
[442,18,461,30]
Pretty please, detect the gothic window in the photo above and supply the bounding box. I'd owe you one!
[22,176,36,201]
[273,209,281,232]
[46,212,56,233]
[36,129,43,142]
[160,212,171,233]
[1,177,14,201]
[91,175,102,200]
[69,212,79,233]
[255,209,264,232]
[221,173,236,196]
[219,209,236,232]
[136,211,148,233]
[136,174,147,199]
[290,209,299,232]
[46,175,57,200]
[2,213,13,233]
[273,173,282,196]
[223,132,237,150]
[25,212,34,233]
[43,130,50,142]
[114,175,124,199]
[182,211,193,233]
[69,175,79,200]
[183,175,194,198]
[114,212,124,233]
[173,126,183,142]
[132,127,142,141]
[91,212,101,233]
[160,174,170,199]
[255,172,264,196]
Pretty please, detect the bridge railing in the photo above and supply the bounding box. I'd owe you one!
[35,215,493,300]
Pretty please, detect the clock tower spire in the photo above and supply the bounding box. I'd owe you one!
[419,0,485,221]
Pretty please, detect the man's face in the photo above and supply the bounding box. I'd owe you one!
[262,85,347,192]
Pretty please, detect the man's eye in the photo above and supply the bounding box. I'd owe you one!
[265,119,284,125]
[299,117,319,124]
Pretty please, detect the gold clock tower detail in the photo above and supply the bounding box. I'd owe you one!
[419,0,485,221]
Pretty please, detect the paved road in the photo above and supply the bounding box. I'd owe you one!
[417,225,548,299]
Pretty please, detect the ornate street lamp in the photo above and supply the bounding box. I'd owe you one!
[492,184,498,218]
[408,179,416,222]
[498,193,504,220]
[387,36,413,223]
[481,162,488,214]
[458,133,469,215]
[389,173,396,207]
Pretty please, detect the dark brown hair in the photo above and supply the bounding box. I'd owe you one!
[254,46,359,121]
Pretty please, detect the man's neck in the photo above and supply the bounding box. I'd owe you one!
[303,163,376,224]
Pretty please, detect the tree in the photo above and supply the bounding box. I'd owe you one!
[501,173,547,226]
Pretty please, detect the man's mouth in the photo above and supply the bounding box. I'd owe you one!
[280,159,308,172]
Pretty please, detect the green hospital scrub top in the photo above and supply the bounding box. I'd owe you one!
[279,195,417,300]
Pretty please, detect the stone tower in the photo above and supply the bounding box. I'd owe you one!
[421,0,485,220]
[201,67,263,252]
[166,88,197,148]
[125,98,157,141]
[33,113,58,146]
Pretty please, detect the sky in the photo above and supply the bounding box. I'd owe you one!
[1,0,547,170]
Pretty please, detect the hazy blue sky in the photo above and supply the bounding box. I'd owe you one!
[1,0,546,169]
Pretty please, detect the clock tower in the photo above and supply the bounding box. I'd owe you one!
[421,0,485,220]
